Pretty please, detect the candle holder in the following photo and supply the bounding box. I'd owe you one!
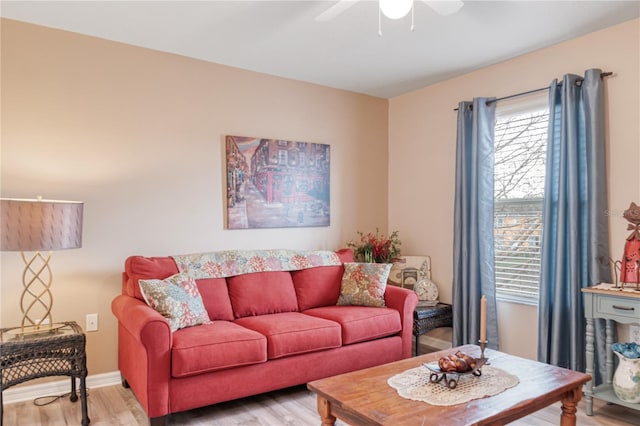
[478,339,488,359]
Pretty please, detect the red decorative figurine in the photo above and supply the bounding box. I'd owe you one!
[621,202,640,284]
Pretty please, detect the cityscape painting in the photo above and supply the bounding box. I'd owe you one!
[225,135,330,229]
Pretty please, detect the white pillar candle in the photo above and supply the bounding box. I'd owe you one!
[480,295,487,342]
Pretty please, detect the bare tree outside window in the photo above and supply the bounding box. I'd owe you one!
[494,107,548,302]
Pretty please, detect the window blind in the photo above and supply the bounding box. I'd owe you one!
[494,106,548,303]
[494,199,543,301]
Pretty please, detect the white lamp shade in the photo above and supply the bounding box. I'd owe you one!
[380,0,414,19]
[1,198,83,251]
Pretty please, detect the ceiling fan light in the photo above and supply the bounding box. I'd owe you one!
[380,0,413,20]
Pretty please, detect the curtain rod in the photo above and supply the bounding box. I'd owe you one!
[453,71,612,111]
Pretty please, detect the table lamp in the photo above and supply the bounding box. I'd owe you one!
[1,197,83,335]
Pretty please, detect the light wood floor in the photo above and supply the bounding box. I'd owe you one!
[4,342,639,425]
[3,381,639,426]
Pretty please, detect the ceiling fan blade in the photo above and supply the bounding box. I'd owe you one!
[315,0,359,22]
[422,0,464,16]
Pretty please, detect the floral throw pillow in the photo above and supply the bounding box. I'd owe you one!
[337,262,392,308]
[139,272,211,332]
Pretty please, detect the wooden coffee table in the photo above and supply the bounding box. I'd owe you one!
[307,344,591,425]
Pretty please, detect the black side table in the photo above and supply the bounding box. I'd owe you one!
[413,302,453,356]
[0,321,90,425]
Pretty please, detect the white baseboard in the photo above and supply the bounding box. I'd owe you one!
[3,371,121,404]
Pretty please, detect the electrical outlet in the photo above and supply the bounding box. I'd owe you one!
[86,313,98,332]
[630,325,640,344]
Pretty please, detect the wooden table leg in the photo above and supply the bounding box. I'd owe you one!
[560,386,583,426]
[317,396,336,426]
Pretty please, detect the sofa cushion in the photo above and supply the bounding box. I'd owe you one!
[234,312,341,359]
[337,263,391,308]
[196,278,235,321]
[125,256,179,300]
[171,321,267,378]
[304,305,402,345]
[227,271,299,318]
[292,248,354,311]
[139,272,211,332]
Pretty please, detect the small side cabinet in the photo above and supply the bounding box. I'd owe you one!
[582,283,640,416]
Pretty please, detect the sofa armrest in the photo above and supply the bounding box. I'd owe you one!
[112,295,172,344]
[111,295,172,418]
[384,285,418,358]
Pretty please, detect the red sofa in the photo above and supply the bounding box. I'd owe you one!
[111,249,418,425]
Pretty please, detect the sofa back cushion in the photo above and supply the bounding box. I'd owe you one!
[124,256,179,300]
[195,278,235,321]
[227,271,299,318]
[124,256,235,321]
[292,248,354,311]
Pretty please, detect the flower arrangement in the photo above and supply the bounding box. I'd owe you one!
[347,228,401,263]
[612,342,640,359]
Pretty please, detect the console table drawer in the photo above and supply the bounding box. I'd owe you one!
[596,295,640,320]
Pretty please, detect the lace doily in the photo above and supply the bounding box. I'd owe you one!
[387,364,519,406]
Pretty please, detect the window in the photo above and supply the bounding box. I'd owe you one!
[278,149,288,165]
[494,94,548,303]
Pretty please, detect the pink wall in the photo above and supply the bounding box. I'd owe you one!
[0,18,389,374]
[2,15,637,375]
[389,18,640,359]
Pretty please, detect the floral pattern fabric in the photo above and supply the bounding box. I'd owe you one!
[139,272,211,332]
[337,262,392,308]
[172,249,342,279]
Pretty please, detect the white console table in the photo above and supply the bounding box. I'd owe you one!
[582,283,640,415]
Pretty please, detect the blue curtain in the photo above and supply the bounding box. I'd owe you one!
[538,69,611,380]
[452,98,499,349]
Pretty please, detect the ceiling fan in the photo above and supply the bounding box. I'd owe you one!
[315,0,464,23]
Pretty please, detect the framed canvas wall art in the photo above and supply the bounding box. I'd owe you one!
[225,135,330,229]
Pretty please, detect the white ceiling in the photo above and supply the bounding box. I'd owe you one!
[2,1,639,98]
